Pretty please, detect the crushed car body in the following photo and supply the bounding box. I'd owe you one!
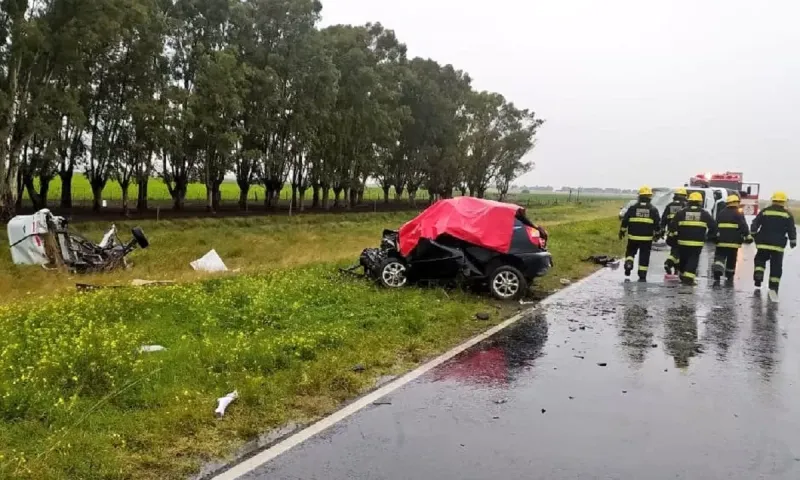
[7,209,149,273]
[354,197,552,300]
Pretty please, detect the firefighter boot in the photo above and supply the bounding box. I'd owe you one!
[624,259,633,278]
[712,261,724,284]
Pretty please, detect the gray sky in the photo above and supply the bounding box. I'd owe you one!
[321,0,800,196]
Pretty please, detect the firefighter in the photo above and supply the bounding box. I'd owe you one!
[711,194,752,284]
[619,186,661,282]
[661,187,688,275]
[668,192,717,285]
[751,191,797,302]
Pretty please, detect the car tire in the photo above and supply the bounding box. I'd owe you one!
[378,258,408,289]
[489,265,528,301]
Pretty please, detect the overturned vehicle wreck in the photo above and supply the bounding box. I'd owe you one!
[353,197,552,300]
[7,209,149,273]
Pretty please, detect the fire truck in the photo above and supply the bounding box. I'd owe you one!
[688,171,761,216]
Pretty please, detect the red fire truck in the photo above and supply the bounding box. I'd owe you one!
[688,171,761,215]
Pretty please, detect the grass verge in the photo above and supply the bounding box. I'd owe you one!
[0,202,622,303]
[0,212,624,480]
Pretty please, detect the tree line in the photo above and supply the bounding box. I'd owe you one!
[0,0,544,219]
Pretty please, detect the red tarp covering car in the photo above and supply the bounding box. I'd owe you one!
[398,197,524,257]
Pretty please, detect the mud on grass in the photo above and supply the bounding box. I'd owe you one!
[0,217,623,479]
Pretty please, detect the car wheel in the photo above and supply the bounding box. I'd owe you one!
[489,265,528,301]
[378,258,408,289]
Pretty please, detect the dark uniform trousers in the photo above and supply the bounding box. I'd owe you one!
[678,246,702,284]
[713,247,738,280]
[754,249,784,292]
[625,240,652,279]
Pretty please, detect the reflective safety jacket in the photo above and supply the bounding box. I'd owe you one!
[715,206,751,248]
[621,201,661,241]
[751,205,797,252]
[668,205,717,247]
[661,199,687,231]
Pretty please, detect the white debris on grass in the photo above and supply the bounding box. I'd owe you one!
[215,390,239,417]
[139,345,167,353]
[191,249,228,272]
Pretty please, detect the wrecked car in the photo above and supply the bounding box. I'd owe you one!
[355,197,552,300]
[7,209,149,273]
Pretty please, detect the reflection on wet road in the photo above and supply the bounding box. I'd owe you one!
[242,245,800,480]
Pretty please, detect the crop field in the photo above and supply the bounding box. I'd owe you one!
[19,174,631,211]
[0,204,624,479]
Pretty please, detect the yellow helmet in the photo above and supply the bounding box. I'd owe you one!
[638,185,653,196]
[675,187,687,196]
[688,192,703,202]
[726,194,740,204]
[771,191,788,203]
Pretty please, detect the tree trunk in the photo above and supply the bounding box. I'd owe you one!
[205,185,213,212]
[238,184,250,210]
[212,186,222,212]
[23,173,43,210]
[298,187,307,212]
[333,186,342,207]
[383,185,390,203]
[60,170,73,209]
[137,176,149,211]
[171,177,188,210]
[395,184,405,200]
[291,185,298,210]
[40,176,51,208]
[356,188,364,205]
[322,186,330,210]
[408,188,417,206]
[121,182,130,215]
[91,184,104,212]
[311,185,320,208]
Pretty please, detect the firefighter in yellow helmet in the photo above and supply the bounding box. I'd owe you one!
[668,192,717,285]
[661,187,688,275]
[711,194,752,284]
[751,191,796,302]
[619,186,661,282]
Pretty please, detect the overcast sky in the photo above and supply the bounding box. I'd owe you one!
[320,0,800,196]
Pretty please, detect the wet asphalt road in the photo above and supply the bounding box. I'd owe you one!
[241,244,800,480]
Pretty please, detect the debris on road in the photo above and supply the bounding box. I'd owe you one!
[351,364,366,373]
[191,249,228,272]
[372,398,392,406]
[560,278,572,286]
[541,408,546,414]
[215,390,238,418]
[584,255,620,268]
[493,398,508,405]
[139,345,167,353]
[597,362,608,367]
[475,312,491,321]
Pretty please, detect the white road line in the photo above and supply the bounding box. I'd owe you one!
[211,269,606,480]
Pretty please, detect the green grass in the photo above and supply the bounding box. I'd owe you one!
[0,206,624,480]
[0,201,622,303]
[21,174,630,208]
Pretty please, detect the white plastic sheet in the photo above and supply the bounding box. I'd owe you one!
[190,249,228,272]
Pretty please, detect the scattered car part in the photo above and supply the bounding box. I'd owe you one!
[354,198,553,301]
[7,209,149,273]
